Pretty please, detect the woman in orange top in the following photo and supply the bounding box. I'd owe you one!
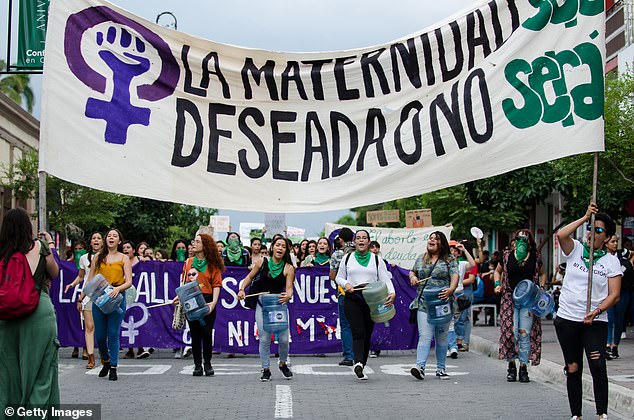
[175,233,224,377]
[80,228,132,381]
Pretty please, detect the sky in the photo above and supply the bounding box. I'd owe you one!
[2,0,476,236]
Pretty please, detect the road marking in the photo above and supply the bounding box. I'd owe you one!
[610,375,634,382]
[179,363,261,375]
[379,364,469,376]
[291,364,375,376]
[275,385,293,418]
[86,364,171,375]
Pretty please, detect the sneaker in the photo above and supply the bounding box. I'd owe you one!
[136,350,151,359]
[183,347,192,358]
[369,350,380,358]
[279,362,293,379]
[108,367,118,381]
[410,366,425,380]
[204,362,214,377]
[260,368,272,382]
[611,346,619,359]
[606,347,614,361]
[459,344,469,352]
[599,414,608,419]
[436,369,450,379]
[338,359,354,366]
[98,360,110,378]
[193,365,203,376]
[353,362,367,380]
[450,348,458,359]
[174,348,183,359]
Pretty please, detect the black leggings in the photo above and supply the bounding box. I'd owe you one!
[344,294,375,365]
[554,316,608,417]
[188,295,217,367]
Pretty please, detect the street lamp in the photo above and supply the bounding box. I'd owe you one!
[155,12,177,30]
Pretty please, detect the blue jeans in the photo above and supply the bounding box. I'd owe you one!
[512,306,534,364]
[448,289,472,349]
[338,295,353,360]
[416,310,449,370]
[608,289,631,346]
[255,304,289,369]
[92,296,126,367]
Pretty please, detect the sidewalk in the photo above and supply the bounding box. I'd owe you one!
[470,318,634,418]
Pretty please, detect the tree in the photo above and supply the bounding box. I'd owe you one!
[334,214,356,226]
[0,60,35,113]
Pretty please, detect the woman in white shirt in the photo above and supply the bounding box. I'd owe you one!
[336,230,395,380]
[554,202,622,420]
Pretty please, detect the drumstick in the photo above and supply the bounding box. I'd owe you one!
[147,301,175,309]
[416,276,431,284]
[244,291,270,298]
[353,286,367,291]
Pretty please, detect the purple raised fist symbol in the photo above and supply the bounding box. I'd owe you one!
[64,6,179,145]
[85,26,151,145]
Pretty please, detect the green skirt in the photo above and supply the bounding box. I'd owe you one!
[0,291,60,418]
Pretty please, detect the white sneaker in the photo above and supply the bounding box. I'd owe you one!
[450,348,458,359]
[183,346,192,358]
[174,348,183,359]
[621,332,627,340]
[353,362,367,380]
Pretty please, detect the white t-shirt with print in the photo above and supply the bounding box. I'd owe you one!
[557,240,622,322]
[455,260,471,293]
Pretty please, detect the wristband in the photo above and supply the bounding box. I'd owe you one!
[494,280,500,287]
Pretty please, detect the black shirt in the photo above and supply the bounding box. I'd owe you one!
[504,252,537,290]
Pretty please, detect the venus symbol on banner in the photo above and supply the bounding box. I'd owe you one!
[121,302,149,345]
[63,6,179,145]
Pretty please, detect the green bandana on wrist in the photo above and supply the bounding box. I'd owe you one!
[74,249,87,269]
[314,252,329,265]
[268,258,285,278]
[582,243,607,268]
[354,250,371,267]
[175,248,187,262]
[192,256,208,273]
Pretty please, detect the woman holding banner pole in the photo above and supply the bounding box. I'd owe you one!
[238,237,295,382]
[173,233,224,377]
[554,203,622,420]
[336,230,395,380]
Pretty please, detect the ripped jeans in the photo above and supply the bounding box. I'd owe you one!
[512,306,534,365]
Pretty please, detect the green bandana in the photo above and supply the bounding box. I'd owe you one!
[268,257,285,278]
[192,256,208,273]
[582,243,607,268]
[175,248,187,262]
[515,238,529,262]
[354,250,371,267]
[226,237,243,264]
[74,249,87,269]
[314,252,329,265]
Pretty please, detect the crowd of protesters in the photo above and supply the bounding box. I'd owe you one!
[2,202,633,419]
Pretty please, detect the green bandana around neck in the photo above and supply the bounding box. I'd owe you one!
[314,252,329,265]
[226,238,243,263]
[515,239,529,262]
[74,249,87,269]
[192,256,208,273]
[354,250,371,267]
[175,248,187,262]
[268,257,285,278]
[582,243,608,268]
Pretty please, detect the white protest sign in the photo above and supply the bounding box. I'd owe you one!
[324,223,453,268]
[239,222,265,246]
[264,213,287,237]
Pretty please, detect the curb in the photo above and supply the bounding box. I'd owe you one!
[470,334,634,419]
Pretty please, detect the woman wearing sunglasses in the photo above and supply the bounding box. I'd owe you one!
[554,203,622,420]
[494,228,546,383]
[173,233,224,377]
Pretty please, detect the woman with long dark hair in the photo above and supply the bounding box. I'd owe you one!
[173,233,224,376]
[336,230,395,380]
[555,203,622,420]
[79,228,133,381]
[65,232,104,369]
[409,231,458,380]
[0,208,60,409]
[494,228,546,383]
[222,232,251,268]
[170,239,188,262]
[238,237,295,381]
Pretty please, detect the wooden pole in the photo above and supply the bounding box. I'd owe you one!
[38,171,47,233]
[586,152,599,314]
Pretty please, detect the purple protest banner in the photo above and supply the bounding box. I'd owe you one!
[51,260,418,353]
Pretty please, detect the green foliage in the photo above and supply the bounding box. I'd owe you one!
[334,213,357,226]
[0,150,39,201]
[0,60,34,113]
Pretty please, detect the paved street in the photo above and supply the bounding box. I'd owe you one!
[58,349,609,420]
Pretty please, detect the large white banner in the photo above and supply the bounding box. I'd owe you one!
[324,223,453,268]
[40,0,605,212]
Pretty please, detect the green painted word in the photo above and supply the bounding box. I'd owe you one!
[503,40,603,129]
[523,0,602,30]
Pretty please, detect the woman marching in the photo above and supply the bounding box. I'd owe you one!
[238,237,295,381]
[301,237,331,267]
[409,231,458,380]
[65,232,104,369]
[555,203,622,420]
[0,208,60,411]
[222,232,251,268]
[173,234,224,377]
[494,229,546,383]
[336,230,395,380]
[79,228,133,381]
